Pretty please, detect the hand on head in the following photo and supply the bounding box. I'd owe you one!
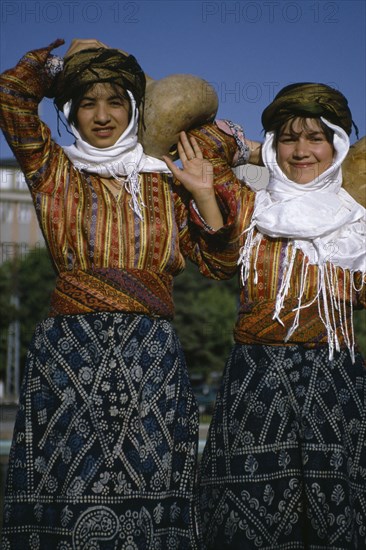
[64,39,109,59]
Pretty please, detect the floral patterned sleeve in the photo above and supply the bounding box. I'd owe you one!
[0,40,66,194]
[173,122,255,280]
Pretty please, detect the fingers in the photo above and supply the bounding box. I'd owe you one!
[65,38,108,58]
[162,156,181,183]
[177,141,189,163]
[190,136,203,159]
[178,132,203,162]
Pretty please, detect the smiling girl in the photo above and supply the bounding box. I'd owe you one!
[194,82,366,549]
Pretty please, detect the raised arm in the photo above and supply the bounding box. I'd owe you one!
[171,122,256,280]
[164,132,223,230]
[63,38,109,58]
[0,40,65,192]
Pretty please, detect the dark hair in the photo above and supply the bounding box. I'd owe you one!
[55,48,146,111]
[274,116,334,146]
[262,82,354,136]
[67,82,131,127]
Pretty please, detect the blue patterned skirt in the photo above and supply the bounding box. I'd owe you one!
[199,344,366,549]
[1,312,200,550]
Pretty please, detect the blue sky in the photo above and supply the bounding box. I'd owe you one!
[1,0,365,158]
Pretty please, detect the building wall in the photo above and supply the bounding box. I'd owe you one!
[0,161,45,264]
[235,163,269,191]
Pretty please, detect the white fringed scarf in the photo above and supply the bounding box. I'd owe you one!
[62,91,170,219]
[238,119,366,361]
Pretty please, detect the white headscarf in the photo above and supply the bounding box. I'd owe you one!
[62,91,170,219]
[239,118,366,360]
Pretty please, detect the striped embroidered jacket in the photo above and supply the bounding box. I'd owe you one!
[190,129,366,351]
[0,42,241,319]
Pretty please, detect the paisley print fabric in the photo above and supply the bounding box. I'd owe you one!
[49,268,175,318]
[199,344,366,549]
[1,313,199,549]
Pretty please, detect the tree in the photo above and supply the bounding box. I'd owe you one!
[0,247,56,379]
[354,309,366,356]
[173,261,237,381]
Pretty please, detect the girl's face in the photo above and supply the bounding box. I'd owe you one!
[276,117,334,184]
[75,82,130,148]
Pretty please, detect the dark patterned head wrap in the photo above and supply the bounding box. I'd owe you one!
[54,47,146,110]
[261,82,354,136]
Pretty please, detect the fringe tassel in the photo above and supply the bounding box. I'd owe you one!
[125,170,146,221]
[348,276,355,364]
[284,253,309,341]
[238,222,260,286]
[106,163,146,221]
[238,236,363,363]
[69,157,146,220]
[273,242,297,327]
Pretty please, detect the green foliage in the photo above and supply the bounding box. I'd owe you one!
[354,309,366,355]
[0,247,56,377]
[173,262,238,380]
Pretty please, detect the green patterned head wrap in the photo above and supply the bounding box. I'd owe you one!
[55,47,146,110]
[261,82,353,136]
